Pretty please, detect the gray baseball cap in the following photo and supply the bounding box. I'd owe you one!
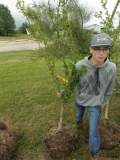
[91,33,112,47]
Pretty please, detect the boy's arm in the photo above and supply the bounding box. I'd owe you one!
[101,70,116,108]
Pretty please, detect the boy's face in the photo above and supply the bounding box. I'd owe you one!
[89,46,110,63]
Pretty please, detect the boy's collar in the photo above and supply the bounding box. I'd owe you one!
[88,55,92,60]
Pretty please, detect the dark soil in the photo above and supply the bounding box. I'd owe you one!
[43,123,79,159]
[99,120,120,149]
[43,120,120,159]
[0,121,16,160]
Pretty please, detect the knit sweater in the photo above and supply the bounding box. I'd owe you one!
[75,56,116,108]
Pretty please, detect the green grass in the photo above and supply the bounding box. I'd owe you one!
[0,50,120,160]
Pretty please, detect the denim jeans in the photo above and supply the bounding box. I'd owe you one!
[75,101,101,157]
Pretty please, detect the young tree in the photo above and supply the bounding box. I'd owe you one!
[0,4,16,36]
[16,0,93,130]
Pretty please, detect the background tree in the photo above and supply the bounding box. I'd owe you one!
[17,22,29,34]
[0,4,16,36]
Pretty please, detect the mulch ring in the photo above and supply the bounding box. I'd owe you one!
[0,121,16,160]
[99,120,120,149]
[43,122,79,159]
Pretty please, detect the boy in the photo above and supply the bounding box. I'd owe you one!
[75,33,116,160]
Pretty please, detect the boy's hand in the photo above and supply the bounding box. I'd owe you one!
[100,107,103,112]
[57,91,62,98]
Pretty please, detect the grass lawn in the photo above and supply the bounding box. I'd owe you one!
[0,49,120,160]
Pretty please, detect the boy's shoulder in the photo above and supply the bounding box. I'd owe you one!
[108,61,117,71]
[75,59,85,68]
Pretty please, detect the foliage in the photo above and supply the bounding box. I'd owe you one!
[17,22,29,34]
[0,4,16,36]
[16,0,92,50]
[16,1,55,42]
[47,0,93,53]
[50,59,86,106]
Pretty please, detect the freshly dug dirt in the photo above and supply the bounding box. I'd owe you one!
[43,123,79,159]
[99,120,120,149]
[0,121,16,160]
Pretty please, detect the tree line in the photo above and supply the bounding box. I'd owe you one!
[0,3,28,36]
[0,4,16,36]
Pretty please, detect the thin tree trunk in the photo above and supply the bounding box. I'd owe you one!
[110,0,120,21]
[58,105,64,131]
[116,76,120,87]
[105,100,109,119]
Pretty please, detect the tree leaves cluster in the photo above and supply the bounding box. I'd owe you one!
[0,4,16,36]
[16,1,55,42]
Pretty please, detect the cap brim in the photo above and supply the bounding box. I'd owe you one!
[91,44,111,47]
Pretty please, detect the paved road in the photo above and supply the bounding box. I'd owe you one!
[0,39,44,52]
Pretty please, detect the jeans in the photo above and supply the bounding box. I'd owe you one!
[75,101,101,157]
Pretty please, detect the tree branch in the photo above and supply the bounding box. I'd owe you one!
[110,0,120,21]
[73,0,83,27]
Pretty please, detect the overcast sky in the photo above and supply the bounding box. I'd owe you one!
[0,0,119,28]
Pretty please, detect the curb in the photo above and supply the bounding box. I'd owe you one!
[0,41,8,43]
[0,39,35,43]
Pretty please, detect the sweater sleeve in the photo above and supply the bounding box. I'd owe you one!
[101,68,116,108]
